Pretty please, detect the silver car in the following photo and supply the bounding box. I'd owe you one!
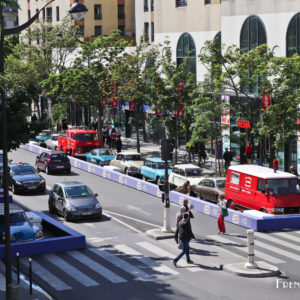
[45,134,59,150]
[48,182,102,221]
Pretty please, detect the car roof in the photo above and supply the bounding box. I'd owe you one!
[56,181,87,188]
[117,152,141,155]
[201,177,226,181]
[229,165,297,179]
[47,151,66,155]
[145,157,166,163]
[9,163,32,168]
[92,148,113,151]
[0,203,24,215]
[173,164,201,170]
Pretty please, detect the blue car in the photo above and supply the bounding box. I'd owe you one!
[0,204,43,243]
[141,158,172,184]
[86,148,115,166]
[35,129,52,142]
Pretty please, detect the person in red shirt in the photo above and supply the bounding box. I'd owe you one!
[273,157,279,170]
[244,141,253,164]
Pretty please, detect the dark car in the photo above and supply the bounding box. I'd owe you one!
[35,151,71,174]
[0,154,3,172]
[48,181,102,221]
[0,163,46,194]
[192,177,226,203]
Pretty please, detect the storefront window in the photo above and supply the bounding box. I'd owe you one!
[286,13,300,57]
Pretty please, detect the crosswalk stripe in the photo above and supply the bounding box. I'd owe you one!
[255,232,300,252]
[114,244,179,276]
[20,258,71,291]
[136,241,202,272]
[272,232,300,244]
[68,250,126,284]
[209,235,285,264]
[89,248,153,280]
[44,253,99,287]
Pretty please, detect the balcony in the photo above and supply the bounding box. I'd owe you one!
[176,0,187,7]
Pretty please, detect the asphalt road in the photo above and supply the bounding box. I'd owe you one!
[2,148,300,300]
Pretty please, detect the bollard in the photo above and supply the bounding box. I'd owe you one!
[29,258,32,295]
[244,229,258,269]
[16,253,20,284]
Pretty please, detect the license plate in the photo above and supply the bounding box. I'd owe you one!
[56,166,64,168]
[27,186,36,190]
[83,212,92,216]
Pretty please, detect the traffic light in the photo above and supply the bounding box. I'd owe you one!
[161,139,174,161]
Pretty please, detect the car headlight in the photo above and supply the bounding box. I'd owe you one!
[15,181,23,185]
[66,204,76,212]
[40,179,45,184]
[95,202,101,209]
[35,230,44,238]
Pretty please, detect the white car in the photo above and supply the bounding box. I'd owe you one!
[102,165,122,173]
[45,134,59,150]
[110,152,144,176]
[169,164,203,187]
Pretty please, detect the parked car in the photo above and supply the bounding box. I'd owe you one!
[35,151,71,175]
[141,157,172,184]
[0,204,43,243]
[35,129,52,143]
[110,152,144,176]
[102,165,122,173]
[192,177,226,203]
[225,165,300,214]
[0,163,46,194]
[169,164,203,188]
[86,148,115,166]
[48,181,102,221]
[45,134,60,150]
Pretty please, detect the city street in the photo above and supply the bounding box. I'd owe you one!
[1,148,300,300]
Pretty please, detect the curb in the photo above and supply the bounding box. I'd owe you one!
[146,228,175,240]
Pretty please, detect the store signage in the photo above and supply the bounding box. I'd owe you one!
[262,90,271,110]
[102,97,108,106]
[129,100,136,110]
[237,120,251,129]
[111,96,118,108]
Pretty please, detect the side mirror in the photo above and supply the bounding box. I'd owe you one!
[94,193,98,197]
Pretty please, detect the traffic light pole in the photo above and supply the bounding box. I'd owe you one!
[162,159,172,232]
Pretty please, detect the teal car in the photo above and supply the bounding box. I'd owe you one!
[86,148,115,166]
[141,158,172,185]
[0,204,43,243]
[35,129,52,142]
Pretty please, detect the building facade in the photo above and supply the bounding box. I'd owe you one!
[18,0,135,43]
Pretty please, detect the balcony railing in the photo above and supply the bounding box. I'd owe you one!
[151,0,154,11]
[144,4,149,12]
[176,0,187,7]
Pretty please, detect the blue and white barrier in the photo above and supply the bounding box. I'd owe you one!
[21,144,300,231]
[0,211,86,259]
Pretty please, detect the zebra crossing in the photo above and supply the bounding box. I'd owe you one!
[0,230,299,293]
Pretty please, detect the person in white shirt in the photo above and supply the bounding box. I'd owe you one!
[217,194,227,234]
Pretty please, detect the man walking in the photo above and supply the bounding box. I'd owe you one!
[223,148,233,172]
[173,213,195,267]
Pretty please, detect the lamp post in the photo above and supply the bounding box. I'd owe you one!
[0,1,87,298]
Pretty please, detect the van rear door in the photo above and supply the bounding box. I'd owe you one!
[225,170,241,208]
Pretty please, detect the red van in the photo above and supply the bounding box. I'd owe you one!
[225,165,300,214]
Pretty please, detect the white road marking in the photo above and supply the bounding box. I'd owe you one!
[44,253,99,287]
[68,250,126,284]
[87,236,118,243]
[272,231,300,243]
[114,244,179,276]
[209,235,285,264]
[126,205,151,216]
[89,248,153,280]
[20,258,72,291]
[136,242,202,272]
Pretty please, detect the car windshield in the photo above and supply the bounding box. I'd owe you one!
[51,154,68,161]
[185,169,201,177]
[267,178,300,195]
[98,150,113,156]
[0,212,26,225]
[12,165,36,175]
[75,133,99,141]
[65,185,94,198]
[125,155,142,161]
[216,180,226,188]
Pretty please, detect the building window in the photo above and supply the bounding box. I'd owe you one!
[144,23,149,42]
[151,22,154,42]
[118,25,125,36]
[144,0,148,12]
[240,15,267,51]
[176,32,196,75]
[118,4,125,19]
[46,7,52,22]
[204,0,211,4]
[78,26,84,37]
[94,4,102,20]
[56,6,59,21]
[286,13,300,57]
[95,26,102,37]
[28,10,31,20]
[151,0,154,11]
[176,0,187,7]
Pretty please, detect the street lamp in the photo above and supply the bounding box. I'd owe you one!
[0,1,88,298]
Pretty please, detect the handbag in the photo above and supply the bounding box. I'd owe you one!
[221,208,228,217]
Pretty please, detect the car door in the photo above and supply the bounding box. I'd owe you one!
[206,179,217,202]
[170,167,179,186]
[177,169,186,187]
[36,152,44,170]
[90,150,97,163]
[52,185,63,212]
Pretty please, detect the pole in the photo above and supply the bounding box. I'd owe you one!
[162,159,171,232]
[244,229,258,269]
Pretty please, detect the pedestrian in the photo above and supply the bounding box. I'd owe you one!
[198,142,207,165]
[116,137,122,153]
[289,165,298,176]
[106,124,113,147]
[102,126,107,146]
[175,206,186,249]
[223,148,233,172]
[176,181,190,195]
[272,157,279,171]
[217,194,227,234]
[173,212,195,267]
[115,125,122,139]
[244,141,253,164]
[31,114,37,123]
[183,198,194,219]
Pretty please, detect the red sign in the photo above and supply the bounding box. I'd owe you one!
[129,101,136,110]
[111,97,118,108]
[237,120,251,129]
[102,97,108,106]
[262,90,271,110]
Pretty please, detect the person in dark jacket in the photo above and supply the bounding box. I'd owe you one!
[223,148,233,171]
[116,137,122,153]
[173,213,195,266]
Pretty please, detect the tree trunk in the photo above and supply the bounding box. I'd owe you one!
[136,104,141,153]
[98,103,103,145]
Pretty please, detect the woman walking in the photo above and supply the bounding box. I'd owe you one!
[217,194,227,234]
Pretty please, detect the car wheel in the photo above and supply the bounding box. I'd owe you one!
[97,161,100,166]
[260,208,267,213]
[63,210,71,222]
[48,201,55,214]
[35,163,40,172]
[198,193,203,200]
[46,166,50,175]
[215,195,219,203]
[156,177,162,185]
[142,175,147,181]
[65,169,71,175]
[227,199,235,210]
[12,184,17,195]
[125,168,129,175]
